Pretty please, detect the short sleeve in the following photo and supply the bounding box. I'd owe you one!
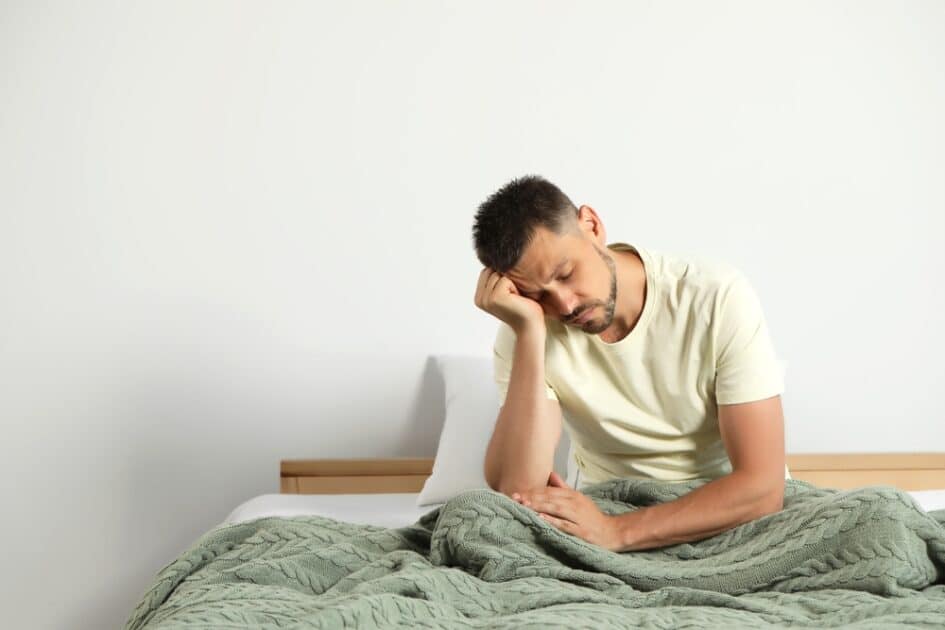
[493,322,559,407]
[713,273,786,405]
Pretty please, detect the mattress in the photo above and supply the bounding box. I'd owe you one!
[221,487,945,529]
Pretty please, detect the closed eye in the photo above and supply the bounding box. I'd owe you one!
[525,271,572,299]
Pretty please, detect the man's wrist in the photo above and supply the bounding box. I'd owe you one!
[513,321,546,341]
[612,509,648,552]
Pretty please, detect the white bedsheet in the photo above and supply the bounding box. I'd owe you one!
[221,493,443,529]
[220,488,945,530]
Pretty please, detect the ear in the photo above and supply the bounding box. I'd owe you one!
[577,205,606,245]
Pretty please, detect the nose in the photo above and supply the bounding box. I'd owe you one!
[548,291,581,319]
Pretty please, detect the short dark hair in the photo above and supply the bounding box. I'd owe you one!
[471,175,580,272]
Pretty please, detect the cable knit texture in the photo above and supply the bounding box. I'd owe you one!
[125,478,945,628]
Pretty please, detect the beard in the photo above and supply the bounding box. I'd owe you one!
[569,244,618,334]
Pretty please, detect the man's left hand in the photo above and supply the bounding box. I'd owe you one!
[512,471,624,552]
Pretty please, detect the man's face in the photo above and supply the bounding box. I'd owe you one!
[502,226,618,333]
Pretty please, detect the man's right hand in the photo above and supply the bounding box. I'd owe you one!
[474,267,546,334]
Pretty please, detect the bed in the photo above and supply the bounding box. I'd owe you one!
[123,354,945,627]
[124,453,945,628]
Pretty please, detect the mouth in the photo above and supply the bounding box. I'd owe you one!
[571,307,595,325]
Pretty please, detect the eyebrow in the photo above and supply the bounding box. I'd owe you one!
[545,258,568,283]
[523,258,568,295]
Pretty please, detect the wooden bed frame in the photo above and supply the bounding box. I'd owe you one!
[281,453,945,494]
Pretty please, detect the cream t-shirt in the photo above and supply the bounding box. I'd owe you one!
[493,242,791,486]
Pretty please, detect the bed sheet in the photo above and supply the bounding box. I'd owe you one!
[221,492,444,529]
[221,487,945,529]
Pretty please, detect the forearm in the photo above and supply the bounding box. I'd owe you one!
[614,472,782,551]
[485,327,559,495]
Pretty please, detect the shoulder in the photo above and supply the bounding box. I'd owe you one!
[653,248,748,305]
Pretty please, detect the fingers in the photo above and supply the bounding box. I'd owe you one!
[475,267,513,314]
[539,512,576,531]
[523,487,573,500]
[512,492,538,512]
[513,488,576,517]
[474,268,491,308]
[533,500,578,524]
[474,267,501,309]
[485,270,503,298]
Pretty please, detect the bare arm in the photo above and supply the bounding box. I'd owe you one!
[507,396,786,551]
[483,324,563,496]
[614,396,786,551]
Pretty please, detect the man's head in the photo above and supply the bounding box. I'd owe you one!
[472,175,619,333]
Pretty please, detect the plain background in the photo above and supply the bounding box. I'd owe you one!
[2,1,943,628]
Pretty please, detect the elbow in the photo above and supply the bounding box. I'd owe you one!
[485,470,522,497]
[495,481,528,498]
[734,470,784,517]
[486,474,504,494]
[484,459,513,494]
[491,473,549,499]
[484,465,499,492]
[483,464,533,498]
[732,471,784,522]
[755,488,784,517]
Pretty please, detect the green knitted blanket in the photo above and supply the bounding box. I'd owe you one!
[125,478,945,628]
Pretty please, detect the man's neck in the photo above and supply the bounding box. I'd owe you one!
[598,248,647,344]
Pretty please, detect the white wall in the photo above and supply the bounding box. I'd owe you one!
[1,1,943,628]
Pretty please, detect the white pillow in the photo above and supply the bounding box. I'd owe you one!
[417,354,573,506]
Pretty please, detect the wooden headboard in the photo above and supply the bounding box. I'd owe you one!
[280,453,945,494]
[280,458,433,494]
[784,453,945,492]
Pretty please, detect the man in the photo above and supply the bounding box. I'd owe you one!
[472,174,789,553]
